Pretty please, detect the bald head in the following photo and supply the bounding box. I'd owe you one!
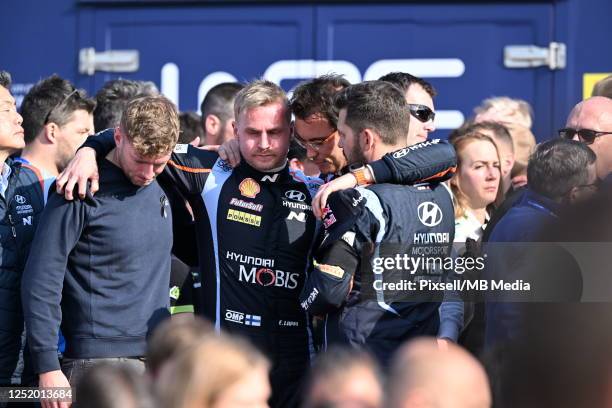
[388,338,491,408]
[566,97,612,179]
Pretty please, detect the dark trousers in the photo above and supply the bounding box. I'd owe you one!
[61,357,145,388]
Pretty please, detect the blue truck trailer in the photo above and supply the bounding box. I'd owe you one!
[1,0,611,139]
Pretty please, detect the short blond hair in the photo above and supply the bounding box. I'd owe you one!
[120,95,179,157]
[233,79,290,123]
[474,96,533,129]
[157,334,270,408]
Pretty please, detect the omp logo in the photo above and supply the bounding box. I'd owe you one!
[417,202,443,227]
[227,209,262,227]
[285,190,306,202]
[239,178,260,198]
[261,173,279,183]
[22,216,32,226]
[225,309,244,324]
[287,211,307,222]
[15,195,26,205]
[239,266,299,289]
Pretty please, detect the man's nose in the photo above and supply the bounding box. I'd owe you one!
[305,145,318,159]
[425,120,436,132]
[259,133,270,149]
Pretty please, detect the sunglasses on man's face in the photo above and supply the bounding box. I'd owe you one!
[408,104,435,123]
[558,128,612,145]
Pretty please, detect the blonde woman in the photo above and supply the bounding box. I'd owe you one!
[157,334,271,408]
[450,132,502,246]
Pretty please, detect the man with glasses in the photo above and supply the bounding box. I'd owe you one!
[290,75,350,179]
[380,72,437,143]
[560,96,612,182]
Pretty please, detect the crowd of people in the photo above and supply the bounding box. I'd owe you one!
[0,68,611,408]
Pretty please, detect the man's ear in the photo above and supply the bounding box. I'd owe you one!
[233,119,239,141]
[360,128,377,152]
[43,123,58,144]
[114,126,123,146]
[205,114,220,136]
[566,186,579,204]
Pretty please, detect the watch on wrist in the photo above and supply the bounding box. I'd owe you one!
[348,163,372,186]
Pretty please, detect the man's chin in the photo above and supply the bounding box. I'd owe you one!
[131,178,153,186]
[249,156,284,172]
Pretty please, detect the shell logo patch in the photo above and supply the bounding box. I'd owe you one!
[239,178,261,198]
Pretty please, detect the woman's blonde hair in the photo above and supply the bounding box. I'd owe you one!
[450,132,503,219]
[157,334,270,408]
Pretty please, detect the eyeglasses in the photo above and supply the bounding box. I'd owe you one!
[408,104,435,123]
[558,128,612,145]
[293,128,337,151]
[44,89,78,125]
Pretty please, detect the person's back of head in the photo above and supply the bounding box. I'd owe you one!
[73,363,156,408]
[178,111,204,145]
[388,338,491,408]
[290,74,350,126]
[303,346,384,408]
[334,80,411,147]
[592,74,612,99]
[379,72,437,97]
[146,316,213,379]
[94,79,158,132]
[200,82,244,145]
[473,96,533,129]
[20,74,96,145]
[156,334,271,408]
[527,138,597,203]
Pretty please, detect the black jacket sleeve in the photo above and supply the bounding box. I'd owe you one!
[160,144,220,196]
[300,240,359,315]
[300,189,370,315]
[80,129,116,157]
[21,192,88,374]
[369,138,457,185]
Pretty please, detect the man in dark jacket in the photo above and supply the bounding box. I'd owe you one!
[484,138,598,349]
[0,70,48,389]
[300,81,459,366]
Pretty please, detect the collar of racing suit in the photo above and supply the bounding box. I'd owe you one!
[234,159,292,183]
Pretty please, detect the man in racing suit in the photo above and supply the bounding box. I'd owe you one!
[300,81,458,366]
[69,79,456,407]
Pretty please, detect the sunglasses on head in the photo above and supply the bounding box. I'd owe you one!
[44,89,79,125]
[558,128,612,144]
[408,104,435,123]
